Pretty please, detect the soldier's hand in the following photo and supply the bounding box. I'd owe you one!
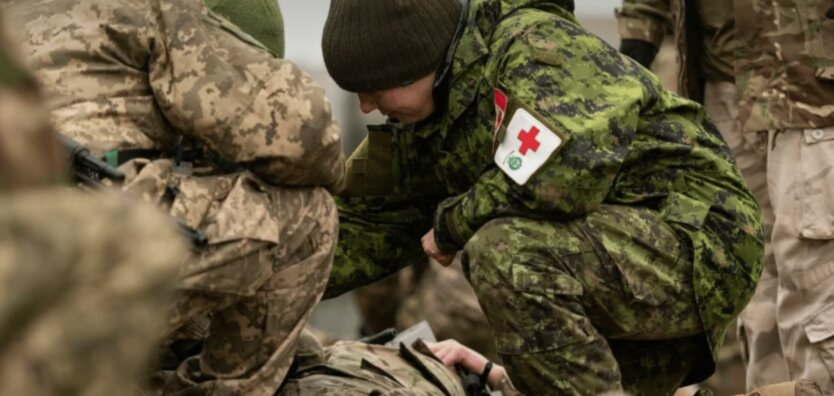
[620,39,658,69]
[426,339,507,389]
[421,229,455,266]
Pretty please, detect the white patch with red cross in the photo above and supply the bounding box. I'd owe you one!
[494,106,563,185]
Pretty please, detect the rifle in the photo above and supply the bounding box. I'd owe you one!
[60,135,208,247]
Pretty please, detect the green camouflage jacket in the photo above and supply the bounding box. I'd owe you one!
[331,0,762,362]
[736,0,834,132]
[616,0,735,100]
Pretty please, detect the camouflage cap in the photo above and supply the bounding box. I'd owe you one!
[322,0,462,92]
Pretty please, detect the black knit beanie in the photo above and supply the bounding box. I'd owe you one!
[322,0,463,92]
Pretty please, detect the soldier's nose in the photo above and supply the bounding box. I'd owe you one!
[827,6,834,19]
[358,94,378,114]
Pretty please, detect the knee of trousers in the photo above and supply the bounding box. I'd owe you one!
[462,217,581,301]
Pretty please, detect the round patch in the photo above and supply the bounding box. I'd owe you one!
[508,156,522,171]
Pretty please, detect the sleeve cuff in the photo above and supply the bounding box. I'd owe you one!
[433,196,471,253]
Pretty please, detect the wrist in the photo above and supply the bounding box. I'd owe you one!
[487,365,507,389]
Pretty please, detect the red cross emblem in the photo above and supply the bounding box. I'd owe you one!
[517,126,541,155]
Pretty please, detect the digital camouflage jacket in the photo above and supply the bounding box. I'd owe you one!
[736,0,834,133]
[7,0,345,245]
[331,0,762,365]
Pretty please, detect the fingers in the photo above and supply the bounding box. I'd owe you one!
[421,229,457,266]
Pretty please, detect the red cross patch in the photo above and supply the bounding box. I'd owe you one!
[493,107,563,185]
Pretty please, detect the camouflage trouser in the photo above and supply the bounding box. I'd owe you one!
[157,190,336,395]
[278,339,464,396]
[701,80,788,390]
[763,127,834,393]
[126,160,338,396]
[463,205,710,396]
[0,190,185,396]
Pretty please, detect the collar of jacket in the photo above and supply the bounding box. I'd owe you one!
[419,0,575,138]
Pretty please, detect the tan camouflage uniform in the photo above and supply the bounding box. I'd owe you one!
[5,0,345,394]
[278,337,466,396]
[735,0,834,392]
[617,1,781,390]
[0,13,188,396]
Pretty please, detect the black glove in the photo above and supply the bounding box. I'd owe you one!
[826,6,834,19]
[620,39,658,69]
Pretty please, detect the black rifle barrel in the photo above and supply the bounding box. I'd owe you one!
[59,134,125,183]
[60,134,207,248]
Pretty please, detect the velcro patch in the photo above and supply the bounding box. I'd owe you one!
[493,88,508,134]
[494,107,563,185]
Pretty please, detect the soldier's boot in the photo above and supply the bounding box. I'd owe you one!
[734,380,822,396]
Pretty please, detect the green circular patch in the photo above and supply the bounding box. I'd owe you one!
[508,156,522,171]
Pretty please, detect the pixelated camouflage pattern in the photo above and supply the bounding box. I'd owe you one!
[7,0,345,394]
[8,0,344,193]
[122,159,339,396]
[0,190,187,396]
[616,0,736,99]
[278,340,465,396]
[0,19,64,190]
[735,0,834,133]
[331,0,763,389]
[464,207,706,395]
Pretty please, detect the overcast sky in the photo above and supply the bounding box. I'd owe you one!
[278,0,622,65]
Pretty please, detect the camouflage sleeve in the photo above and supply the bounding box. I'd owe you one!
[325,135,440,298]
[433,22,646,252]
[150,0,345,192]
[615,0,670,46]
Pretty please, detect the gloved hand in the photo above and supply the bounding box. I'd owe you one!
[620,39,658,69]
[826,6,834,19]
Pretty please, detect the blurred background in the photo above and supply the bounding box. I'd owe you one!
[276,1,623,340]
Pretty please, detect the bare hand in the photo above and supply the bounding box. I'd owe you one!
[426,339,506,389]
[421,229,455,266]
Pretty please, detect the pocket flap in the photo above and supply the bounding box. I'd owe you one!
[659,192,711,230]
[805,303,834,343]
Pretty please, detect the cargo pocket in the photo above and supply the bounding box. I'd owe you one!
[804,302,834,384]
[798,127,834,240]
[492,262,594,354]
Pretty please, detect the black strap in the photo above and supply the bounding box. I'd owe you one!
[479,361,493,387]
